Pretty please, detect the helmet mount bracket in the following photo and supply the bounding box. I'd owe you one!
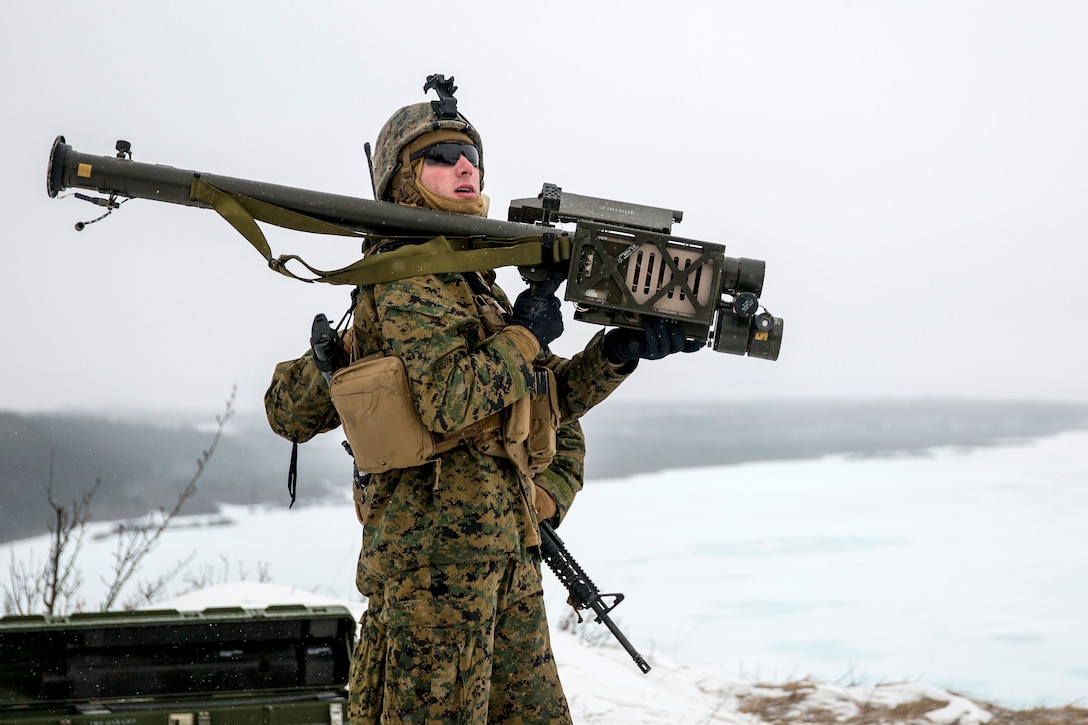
[424,74,460,120]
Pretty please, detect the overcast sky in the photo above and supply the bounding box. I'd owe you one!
[2,1,1087,420]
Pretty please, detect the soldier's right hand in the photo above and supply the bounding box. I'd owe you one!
[509,281,564,349]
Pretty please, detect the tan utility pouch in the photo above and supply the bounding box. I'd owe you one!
[330,352,504,474]
[329,354,436,473]
[482,367,559,477]
[527,367,560,466]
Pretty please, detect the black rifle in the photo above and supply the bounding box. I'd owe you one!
[538,521,651,674]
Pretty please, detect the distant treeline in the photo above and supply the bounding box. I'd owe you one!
[0,411,348,544]
[3,400,1088,543]
[579,398,1088,479]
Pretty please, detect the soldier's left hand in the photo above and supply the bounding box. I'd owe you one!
[603,317,705,364]
[534,485,558,522]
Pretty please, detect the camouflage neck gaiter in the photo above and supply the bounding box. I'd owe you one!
[415,165,488,216]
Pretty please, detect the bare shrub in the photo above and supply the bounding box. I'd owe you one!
[3,388,237,615]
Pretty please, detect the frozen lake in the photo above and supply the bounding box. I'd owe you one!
[5,430,1086,708]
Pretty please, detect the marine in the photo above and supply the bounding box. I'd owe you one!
[264,75,700,724]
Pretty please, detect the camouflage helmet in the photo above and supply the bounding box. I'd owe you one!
[371,101,484,202]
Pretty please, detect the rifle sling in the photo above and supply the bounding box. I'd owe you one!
[190,177,568,286]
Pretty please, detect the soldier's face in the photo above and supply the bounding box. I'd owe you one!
[419,153,480,200]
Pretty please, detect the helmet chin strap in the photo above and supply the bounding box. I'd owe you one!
[389,155,426,207]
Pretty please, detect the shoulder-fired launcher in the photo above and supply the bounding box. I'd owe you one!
[47,136,782,360]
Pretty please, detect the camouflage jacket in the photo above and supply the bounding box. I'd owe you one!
[265,267,631,581]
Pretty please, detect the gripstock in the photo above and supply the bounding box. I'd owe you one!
[47,136,783,359]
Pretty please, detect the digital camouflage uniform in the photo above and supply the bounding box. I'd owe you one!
[265,268,631,723]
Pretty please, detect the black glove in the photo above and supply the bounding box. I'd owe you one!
[508,271,565,348]
[602,318,706,364]
[310,314,346,375]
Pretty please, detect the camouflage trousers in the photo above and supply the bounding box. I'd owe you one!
[348,557,572,725]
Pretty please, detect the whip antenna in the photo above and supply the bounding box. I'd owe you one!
[364,142,377,199]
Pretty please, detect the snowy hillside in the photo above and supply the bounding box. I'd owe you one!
[159,581,997,725]
[6,432,1088,723]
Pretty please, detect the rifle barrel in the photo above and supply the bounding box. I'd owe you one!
[592,601,653,673]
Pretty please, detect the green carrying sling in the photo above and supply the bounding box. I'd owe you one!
[190,178,569,286]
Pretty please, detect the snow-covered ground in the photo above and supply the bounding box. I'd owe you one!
[6,431,1088,722]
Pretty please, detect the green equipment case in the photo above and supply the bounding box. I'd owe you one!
[0,604,355,725]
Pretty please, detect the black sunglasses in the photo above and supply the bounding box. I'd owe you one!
[409,142,480,167]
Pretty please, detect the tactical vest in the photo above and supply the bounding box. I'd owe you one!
[328,288,559,516]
